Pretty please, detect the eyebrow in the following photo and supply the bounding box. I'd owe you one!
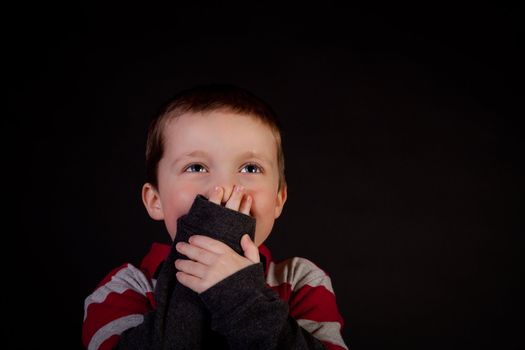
[238,151,272,163]
[171,150,206,167]
[178,150,210,159]
[174,150,272,164]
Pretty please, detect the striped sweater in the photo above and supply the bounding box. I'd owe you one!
[83,243,348,350]
[83,196,347,350]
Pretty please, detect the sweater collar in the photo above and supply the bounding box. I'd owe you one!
[141,242,273,279]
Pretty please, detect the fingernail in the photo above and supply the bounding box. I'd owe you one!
[236,185,244,192]
[214,186,221,192]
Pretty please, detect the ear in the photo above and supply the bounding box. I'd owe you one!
[274,184,288,219]
[142,183,164,221]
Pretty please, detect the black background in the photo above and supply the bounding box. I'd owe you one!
[8,3,523,350]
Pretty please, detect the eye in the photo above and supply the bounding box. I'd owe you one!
[184,164,208,173]
[240,163,262,174]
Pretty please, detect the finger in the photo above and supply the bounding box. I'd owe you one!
[238,194,252,216]
[224,185,245,211]
[188,235,231,255]
[207,186,224,205]
[176,241,216,265]
[175,259,207,278]
[241,234,260,263]
[176,271,204,293]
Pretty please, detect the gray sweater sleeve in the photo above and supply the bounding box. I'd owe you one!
[200,257,327,349]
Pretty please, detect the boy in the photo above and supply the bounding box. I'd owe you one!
[82,84,348,350]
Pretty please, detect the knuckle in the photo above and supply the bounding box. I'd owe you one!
[197,249,208,260]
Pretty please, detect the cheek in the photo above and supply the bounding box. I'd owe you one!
[247,187,277,217]
[249,188,277,228]
[246,185,280,246]
[161,184,203,238]
[163,191,194,216]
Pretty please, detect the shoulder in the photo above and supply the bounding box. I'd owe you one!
[266,256,334,294]
[85,263,154,308]
[85,243,170,304]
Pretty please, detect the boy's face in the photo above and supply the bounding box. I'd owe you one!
[142,110,287,246]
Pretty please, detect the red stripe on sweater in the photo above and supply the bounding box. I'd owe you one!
[290,284,344,326]
[322,341,348,350]
[270,282,343,326]
[82,289,153,347]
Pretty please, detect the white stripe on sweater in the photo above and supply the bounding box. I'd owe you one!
[266,257,334,293]
[88,314,144,350]
[84,264,154,321]
[297,319,349,350]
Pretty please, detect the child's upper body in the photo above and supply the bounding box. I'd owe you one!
[82,84,348,350]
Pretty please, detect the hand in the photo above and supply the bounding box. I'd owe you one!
[175,234,259,293]
[174,185,259,293]
[208,184,252,215]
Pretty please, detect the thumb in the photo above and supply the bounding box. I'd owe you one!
[241,234,260,264]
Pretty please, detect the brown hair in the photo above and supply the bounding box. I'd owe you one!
[145,84,286,191]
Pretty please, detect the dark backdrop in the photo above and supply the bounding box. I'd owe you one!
[9,3,523,350]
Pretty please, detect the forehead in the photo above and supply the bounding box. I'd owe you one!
[163,110,278,161]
